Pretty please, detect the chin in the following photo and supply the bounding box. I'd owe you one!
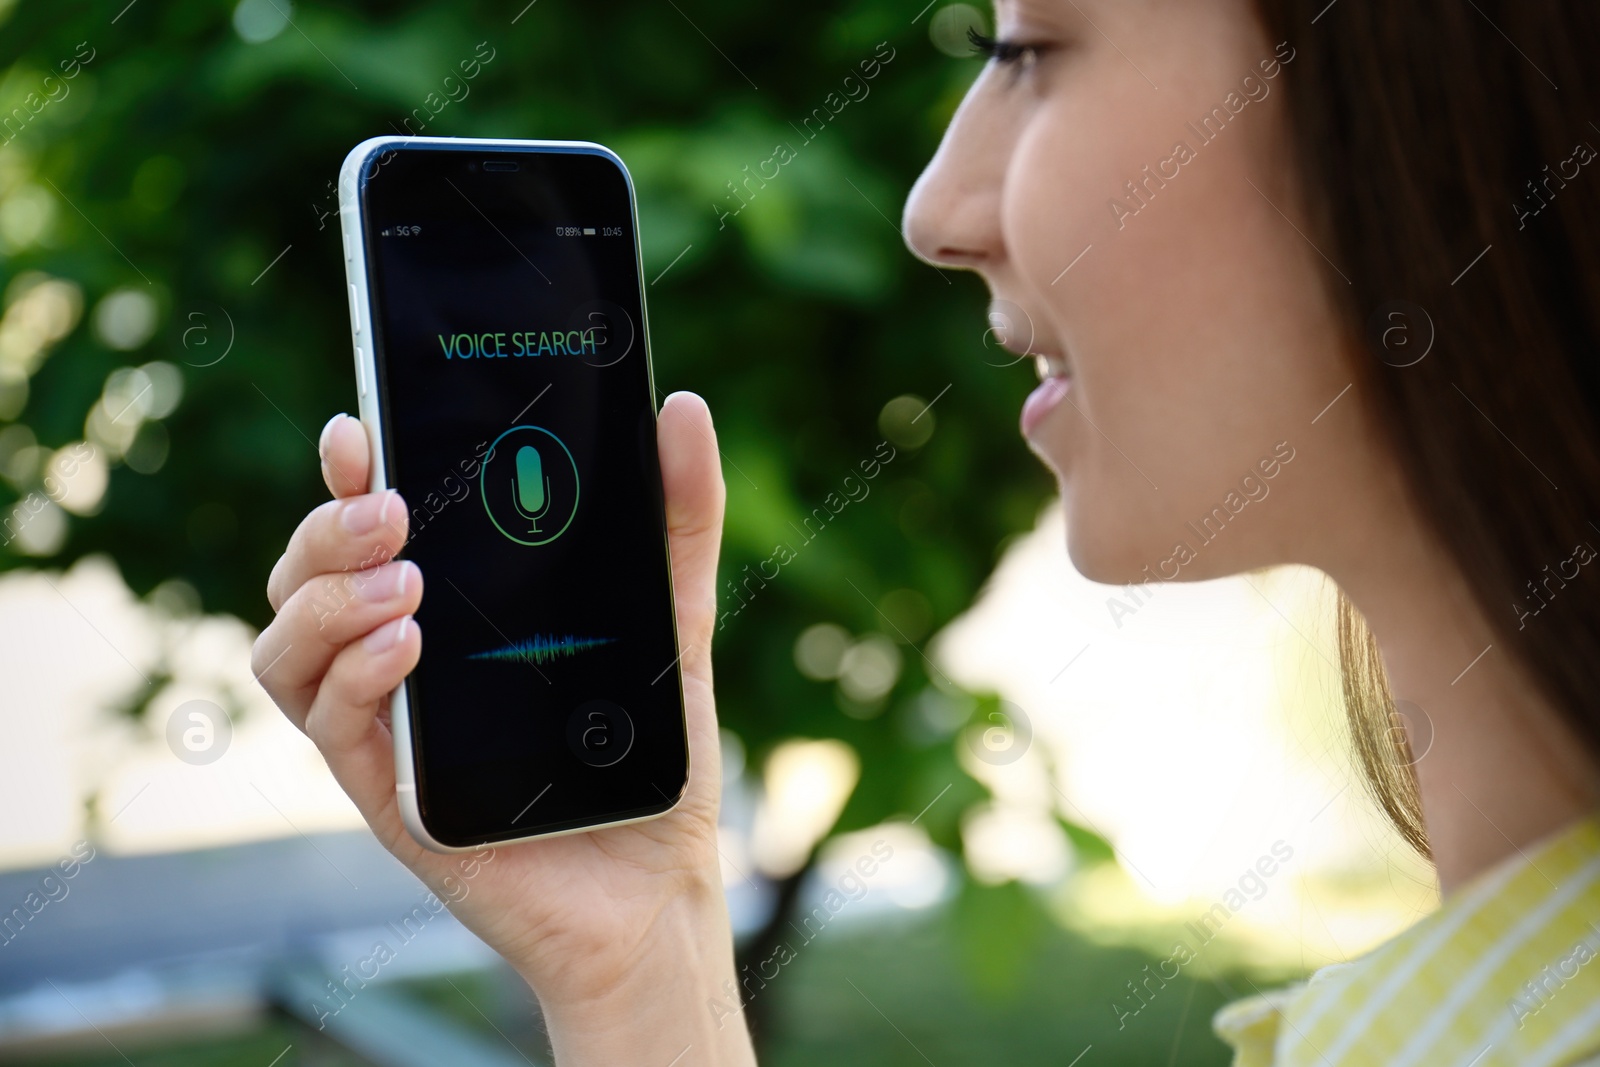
[1065,541,1152,587]
[1063,504,1276,588]
[1061,511,1161,587]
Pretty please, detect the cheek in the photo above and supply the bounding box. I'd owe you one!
[1003,45,1349,582]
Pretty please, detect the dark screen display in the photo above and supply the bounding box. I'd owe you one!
[358,143,686,847]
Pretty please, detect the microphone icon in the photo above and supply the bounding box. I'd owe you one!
[481,425,578,547]
[511,444,553,534]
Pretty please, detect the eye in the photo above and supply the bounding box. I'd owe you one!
[967,27,1047,71]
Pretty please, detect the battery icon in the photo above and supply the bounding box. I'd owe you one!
[582,227,596,235]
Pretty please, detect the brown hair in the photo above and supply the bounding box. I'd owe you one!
[1337,592,1428,854]
[1252,1,1600,852]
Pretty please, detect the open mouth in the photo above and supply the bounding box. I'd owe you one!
[1034,352,1071,383]
[1022,353,1073,437]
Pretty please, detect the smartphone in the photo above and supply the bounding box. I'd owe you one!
[336,137,688,851]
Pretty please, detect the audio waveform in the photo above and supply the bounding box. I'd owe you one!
[468,634,616,667]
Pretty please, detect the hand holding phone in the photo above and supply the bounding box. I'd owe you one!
[255,394,755,1062]
[336,138,690,848]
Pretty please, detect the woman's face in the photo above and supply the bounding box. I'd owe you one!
[905,0,1373,585]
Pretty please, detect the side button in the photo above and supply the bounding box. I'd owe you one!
[348,283,362,335]
[354,348,368,398]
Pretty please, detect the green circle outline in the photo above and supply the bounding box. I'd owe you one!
[479,425,580,546]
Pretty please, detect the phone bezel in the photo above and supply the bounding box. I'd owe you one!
[336,135,689,853]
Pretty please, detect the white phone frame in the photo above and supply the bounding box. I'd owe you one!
[336,135,688,853]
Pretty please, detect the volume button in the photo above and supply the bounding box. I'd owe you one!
[355,347,368,398]
[348,283,362,335]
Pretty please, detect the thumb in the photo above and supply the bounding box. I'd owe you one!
[657,391,726,658]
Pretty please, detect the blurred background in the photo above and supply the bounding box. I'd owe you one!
[0,1,1438,1064]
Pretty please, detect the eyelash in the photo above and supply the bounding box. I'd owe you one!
[967,27,1045,69]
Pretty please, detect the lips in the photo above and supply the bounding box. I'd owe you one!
[985,300,1072,437]
[1022,372,1071,436]
[1019,349,1072,437]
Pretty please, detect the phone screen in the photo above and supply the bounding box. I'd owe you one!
[356,143,686,847]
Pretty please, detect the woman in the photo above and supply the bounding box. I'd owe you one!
[255,0,1600,1063]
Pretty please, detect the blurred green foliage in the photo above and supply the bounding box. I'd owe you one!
[0,0,1163,1050]
[0,0,1057,842]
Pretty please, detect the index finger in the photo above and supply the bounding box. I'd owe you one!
[320,413,371,499]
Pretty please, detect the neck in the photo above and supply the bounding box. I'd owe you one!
[1333,512,1600,894]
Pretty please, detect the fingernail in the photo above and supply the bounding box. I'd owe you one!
[342,491,390,534]
[358,561,416,602]
[364,614,411,653]
[319,412,347,459]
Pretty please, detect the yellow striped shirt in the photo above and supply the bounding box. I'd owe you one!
[1215,813,1600,1067]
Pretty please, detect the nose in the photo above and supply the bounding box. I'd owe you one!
[902,84,1010,271]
